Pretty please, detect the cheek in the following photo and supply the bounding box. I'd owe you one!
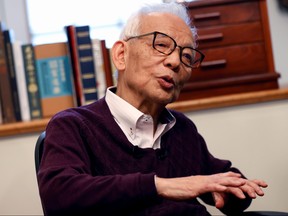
[126,47,150,70]
[129,54,157,79]
[180,69,192,84]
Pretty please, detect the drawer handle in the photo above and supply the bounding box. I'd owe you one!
[201,59,227,68]
[198,33,224,42]
[193,12,221,21]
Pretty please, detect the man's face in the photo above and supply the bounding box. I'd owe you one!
[118,13,194,107]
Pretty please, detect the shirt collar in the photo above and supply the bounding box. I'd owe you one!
[106,86,175,123]
[105,86,176,148]
[105,87,143,133]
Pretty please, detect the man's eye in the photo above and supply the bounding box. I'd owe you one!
[155,42,169,48]
[182,53,193,62]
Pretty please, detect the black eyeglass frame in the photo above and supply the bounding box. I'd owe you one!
[125,31,205,68]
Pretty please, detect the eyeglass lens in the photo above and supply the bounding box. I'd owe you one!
[153,32,202,68]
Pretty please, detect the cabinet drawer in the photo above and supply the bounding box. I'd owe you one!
[190,43,267,82]
[188,1,260,27]
[197,22,263,49]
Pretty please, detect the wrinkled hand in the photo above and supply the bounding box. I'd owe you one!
[154,172,267,203]
[212,178,268,209]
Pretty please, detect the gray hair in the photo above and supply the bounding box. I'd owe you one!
[119,2,197,45]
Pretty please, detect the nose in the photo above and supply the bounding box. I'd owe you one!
[163,47,181,71]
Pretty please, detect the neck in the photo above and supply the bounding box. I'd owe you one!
[115,87,165,132]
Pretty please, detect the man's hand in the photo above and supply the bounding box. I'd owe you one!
[212,178,268,209]
[154,172,268,204]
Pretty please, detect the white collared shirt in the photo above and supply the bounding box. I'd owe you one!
[105,87,176,149]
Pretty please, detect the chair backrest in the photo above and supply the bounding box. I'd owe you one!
[34,131,47,215]
[34,131,46,173]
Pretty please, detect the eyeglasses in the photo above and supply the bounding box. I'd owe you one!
[125,31,205,68]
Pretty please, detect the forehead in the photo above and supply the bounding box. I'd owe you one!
[140,13,194,45]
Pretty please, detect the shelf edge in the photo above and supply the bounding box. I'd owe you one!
[0,118,50,138]
[167,88,288,112]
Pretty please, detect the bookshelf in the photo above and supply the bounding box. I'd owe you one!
[0,88,287,138]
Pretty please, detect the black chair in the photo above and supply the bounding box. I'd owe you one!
[34,131,46,215]
[34,132,288,216]
[34,131,46,173]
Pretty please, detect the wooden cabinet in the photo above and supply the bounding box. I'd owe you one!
[178,0,280,101]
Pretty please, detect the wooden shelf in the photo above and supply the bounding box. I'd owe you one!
[0,88,288,138]
[0,118,50,138]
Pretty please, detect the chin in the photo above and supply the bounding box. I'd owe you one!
[162,94,178,104]
[170,91,180,102]
[156,89,179,104]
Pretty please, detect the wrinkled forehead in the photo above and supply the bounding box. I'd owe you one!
[139,12,195,46]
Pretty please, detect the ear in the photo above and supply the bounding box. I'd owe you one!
[111,40,126,71]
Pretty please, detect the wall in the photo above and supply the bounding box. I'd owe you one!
[0,0,288,215]
[0,0,30,43]
[267,0,288,87]
[0,133,43,215]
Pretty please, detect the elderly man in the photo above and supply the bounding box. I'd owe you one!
[37,2,267,215]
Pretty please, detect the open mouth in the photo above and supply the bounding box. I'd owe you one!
[163,76,174,84]
[158,76,175,89]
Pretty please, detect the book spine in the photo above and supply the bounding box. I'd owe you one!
[12,40,31,122]
[22,44,42,119]
[91,38,106,98]
[0,23,16,123]
[100,40,114,88]
[108,47,117,86]
[0,98,2,124]
[3,30,22,121]
[65,25,84,107]
[75,25,98,105]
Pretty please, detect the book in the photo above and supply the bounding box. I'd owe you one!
[3,29,22,121]
[22,43,42,120]
[34,42,75,118]
[12,40,31,122]
[100,39,114,88]
[91,38,106,98]
[108,46,118,86]
[0,22,16,123]
[0,99,2,124]
[75,25,98,105]
[65,25,84,107]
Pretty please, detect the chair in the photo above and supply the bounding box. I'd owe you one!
[33,132,287,216]
[34,131,46,215]
[34,131,46,173]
